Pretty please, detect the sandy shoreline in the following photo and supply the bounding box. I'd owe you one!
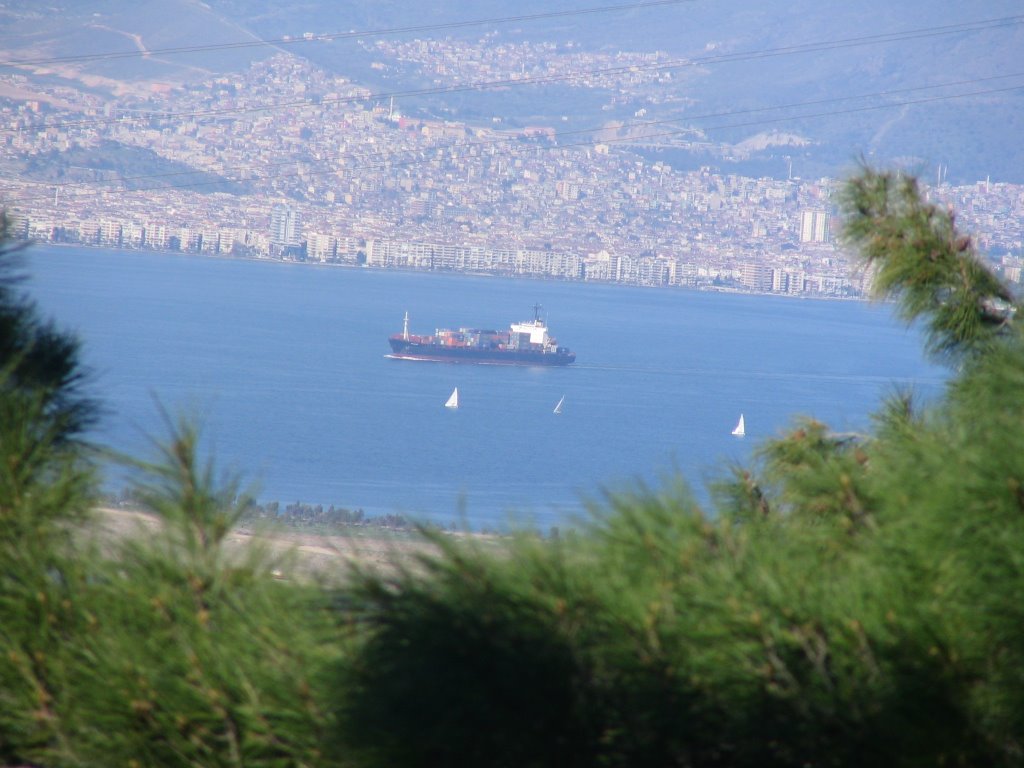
[91,506,493,580]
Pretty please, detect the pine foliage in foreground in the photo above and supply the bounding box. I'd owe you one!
[331,167,1024,767]
[0,413,341,767]
[0,213,99,765]
[3,166,1024,766]
[0,217,339,766]
[57,419,339,767]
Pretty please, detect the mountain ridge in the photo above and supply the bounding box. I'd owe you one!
[1,0,1021,182]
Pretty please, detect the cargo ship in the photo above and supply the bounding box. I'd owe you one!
[387,305,576,366]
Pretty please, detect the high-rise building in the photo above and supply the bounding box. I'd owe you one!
[555,180,581,200]
[799,209,830,243]
[145,222,168,249]
[99,219,122,246]
[741,263,773,292]
[307,232,336,262]
[269,204,302,247]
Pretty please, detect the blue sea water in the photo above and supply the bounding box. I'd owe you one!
[28,246,945,529]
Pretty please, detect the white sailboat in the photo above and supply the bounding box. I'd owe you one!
[731,413,745,437]
[553,395,565,415]
[444,387,459,409]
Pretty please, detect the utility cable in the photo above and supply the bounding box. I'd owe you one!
[0,0,692,67]
[11,71,1022,191]
[6,78,1021,203]
[6,14,1023,134]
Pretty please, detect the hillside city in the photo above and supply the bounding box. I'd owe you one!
[3,50,1023,296]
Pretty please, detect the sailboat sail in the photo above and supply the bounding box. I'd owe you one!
[445,387,459,409]
[553,395,565,415]
[731,414,745,437]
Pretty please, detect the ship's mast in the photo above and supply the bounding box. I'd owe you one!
[402,311,409,340]
[533,303,543,324]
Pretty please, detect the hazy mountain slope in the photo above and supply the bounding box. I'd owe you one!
[0,0,280,91]
[202,0,1023,182]
[2,0,1021,181]
[10,139,244,194]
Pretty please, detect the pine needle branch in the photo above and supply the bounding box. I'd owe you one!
[839,166,1016,363]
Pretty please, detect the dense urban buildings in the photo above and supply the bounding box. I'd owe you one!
[3,52,1022,297]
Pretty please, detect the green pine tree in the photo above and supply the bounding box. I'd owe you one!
[0,212,99,764]
[328,166,1024,766]
[0,215,340,766]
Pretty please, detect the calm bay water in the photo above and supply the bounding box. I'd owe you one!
[28,245,944,529]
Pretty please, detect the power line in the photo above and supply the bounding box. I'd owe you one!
[15,72,1024,189]
[8,76,1022,203]
[9,14,1023,135]
[0,0,692,67]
